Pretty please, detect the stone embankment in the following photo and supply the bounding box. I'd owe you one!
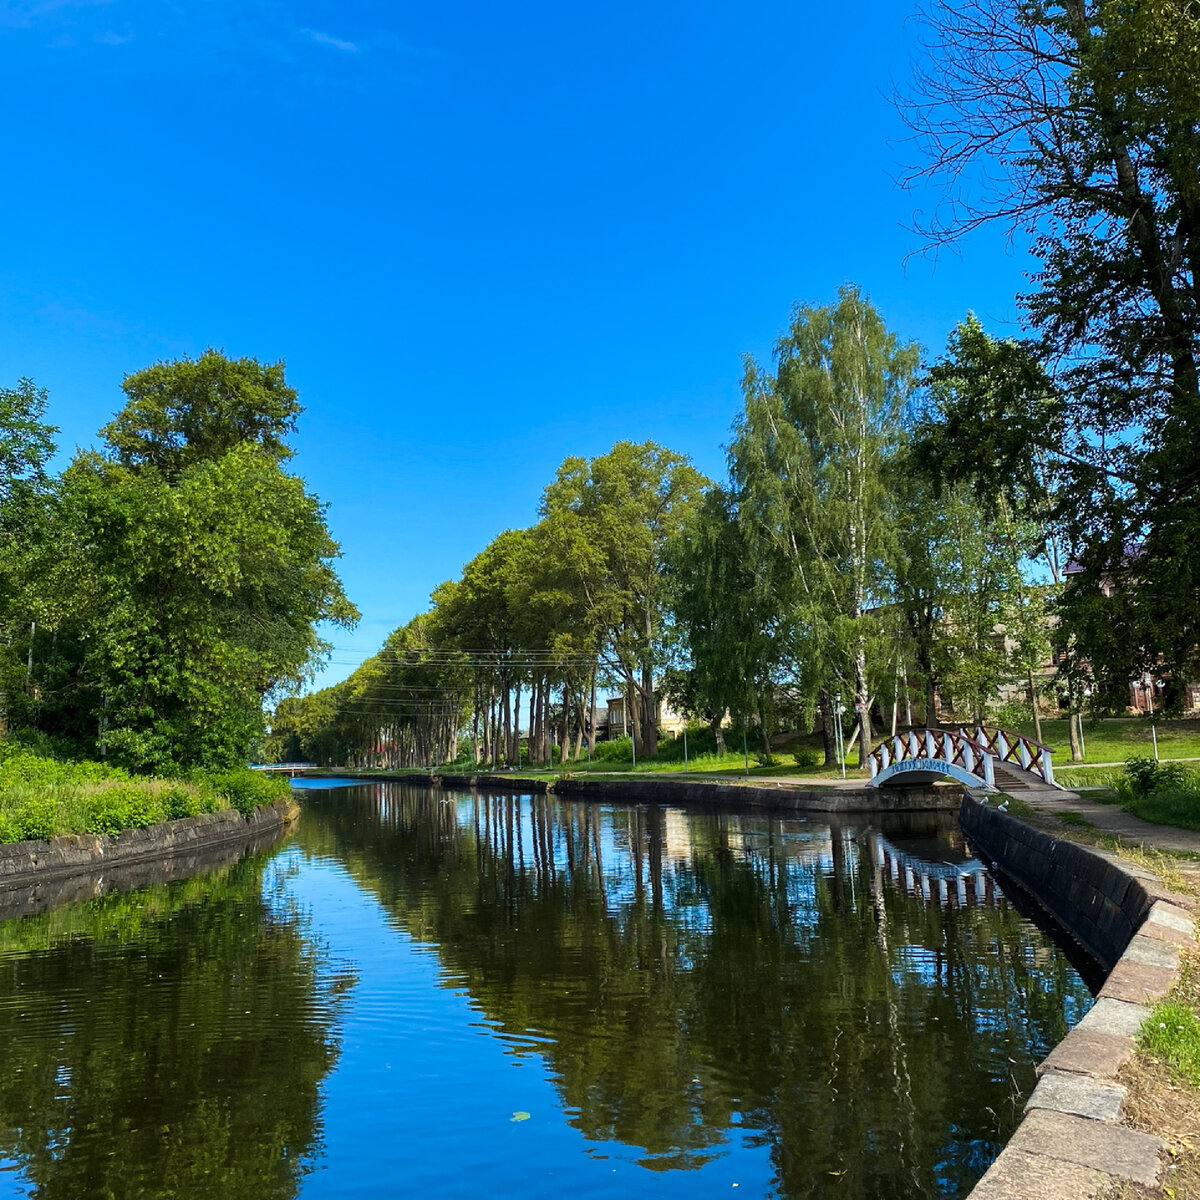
[961,794,1198,1199]
[0,798,299,891]
[333,770,963,814]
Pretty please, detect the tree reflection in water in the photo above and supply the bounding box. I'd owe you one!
[0,852,355,1200]
[303,784,1092,1200]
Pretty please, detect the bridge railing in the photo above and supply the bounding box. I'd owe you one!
[959,726,1056,787]
[868,728,995,787]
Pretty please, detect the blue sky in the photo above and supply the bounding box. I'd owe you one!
[0,0,1035,689]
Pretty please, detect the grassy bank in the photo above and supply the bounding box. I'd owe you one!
[0,747,292,844]
[1020,717,1200,765]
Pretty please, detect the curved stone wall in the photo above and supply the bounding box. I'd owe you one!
[0,798,299,890]
[961,793,1197,1198]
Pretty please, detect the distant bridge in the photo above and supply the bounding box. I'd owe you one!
[250,762,319,777]
[867,726,1061,792]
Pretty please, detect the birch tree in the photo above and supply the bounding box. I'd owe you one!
[730,287,918,765]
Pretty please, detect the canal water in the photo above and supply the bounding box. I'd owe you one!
[0,781,1094,1199]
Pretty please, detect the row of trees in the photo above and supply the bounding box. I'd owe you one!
[281,0,1200,770]
[0,352,357,771]
[274,290,1070,770]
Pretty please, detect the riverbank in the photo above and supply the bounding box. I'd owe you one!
[0,747,294,843]
[321,767,963,813]
[961,793,1199,1199]
[0,796,299,890]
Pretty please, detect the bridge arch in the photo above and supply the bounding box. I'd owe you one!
[867,726,1060,791]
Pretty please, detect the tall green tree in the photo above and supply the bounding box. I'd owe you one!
[101,348,301,479]
[665,486,793,756]
[906,0,1200,706]
[0,379,60,738]
[730,286,919,764]
[50,353,356,769]
[540,441,707,759]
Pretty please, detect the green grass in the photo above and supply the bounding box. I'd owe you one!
[1142,1000,1200,1088]
[1121,791,1200,832]
[1016,717,1200,765]
[456,751,867,782]
[0,747,291,843]
[1056,810,1093,828]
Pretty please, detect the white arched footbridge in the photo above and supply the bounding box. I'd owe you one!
[867,726,1061,792]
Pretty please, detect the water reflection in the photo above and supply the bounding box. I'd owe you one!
[0,851,355,1200]
[300,784,1092,1198]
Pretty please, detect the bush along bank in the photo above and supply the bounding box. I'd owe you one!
[0,747,292,844]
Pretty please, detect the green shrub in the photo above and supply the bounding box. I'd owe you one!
[654,726,722,761]
[201,768,290,817]
[164,786,202,820]
[13,797,60,841]
[84,785,167,836]
[792,747,821,769]
[592,738,633,763]
[753,753,778,767]
[1121,756,1200,798]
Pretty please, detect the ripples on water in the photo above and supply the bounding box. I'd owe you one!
[0,782,1094,1199]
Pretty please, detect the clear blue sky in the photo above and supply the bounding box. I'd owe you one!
[1,0,1034,689]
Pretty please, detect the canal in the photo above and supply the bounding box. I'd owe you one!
[0,781,1094,1198]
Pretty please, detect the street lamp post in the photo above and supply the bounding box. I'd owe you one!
[833,692,847,780]
[1144,674,1159,761]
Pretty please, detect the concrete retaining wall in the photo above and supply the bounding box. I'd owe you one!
[330,770,961,813]
[550,776,959,814]
[960,795,1155,971]
[0,798,299,890]
[960,793,1198,1198]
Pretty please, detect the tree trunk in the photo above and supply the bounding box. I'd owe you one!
[512,677,523,763]
[818,687,836,766]
[855,642,872,768]
[587,667,598,755]
[1067,704,1083,762]
[710,712,726,754]
[1028,667,1043,743]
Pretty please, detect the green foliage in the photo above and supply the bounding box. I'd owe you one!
[199,768,291,818]
[909,3,1200,704]
[730,285,919,759]
[1,352,356,770]
[1121,757,1199,799]
[0,751,286,843]
[592,737,633,762]
[1141,1001,1200,1089]
[793,747,821,769]
[0,377,57,507]
[653,726,722,762]
[84,784,168,835]
[101,348,302,479]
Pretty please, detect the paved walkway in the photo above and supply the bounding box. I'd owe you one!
[1007,784,1200,857]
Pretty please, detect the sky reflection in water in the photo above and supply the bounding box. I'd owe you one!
[0,783,1092,1199]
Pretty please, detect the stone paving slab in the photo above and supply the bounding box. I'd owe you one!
[1148,900,1196,933]
[1077,997,1152,1039]
[1037,1028,1136,1079]
[1138,918,1197,949]
[1100,959,1177,1004]
[1008,1109,1163,1188]
[966,1148,1118,1200]
[1026,1071,1126,1122]
[1123,933,1181,969]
